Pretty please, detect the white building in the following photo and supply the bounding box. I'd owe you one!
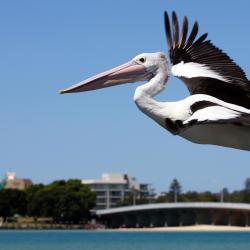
[4,172,33,190]
[82,173,154,210]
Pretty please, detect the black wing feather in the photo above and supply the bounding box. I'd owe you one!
[164,11,249,84]
[172,11,179,48]
[164,11,250,109]
[184,21,198,50]
[187,113,250,127]
[179,16,188,48]
[188,100,250,126]
[164,11,173,55]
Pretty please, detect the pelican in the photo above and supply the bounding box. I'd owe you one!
[164,11,250,109]
[60,52,250,151]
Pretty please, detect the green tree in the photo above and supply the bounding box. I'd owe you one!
[182,191,199,202]
[155,192,170,203]
[242,178,250,203]
[0,189,27,221]
[245,178,250,192]
[26,184,45,217]
[221,187,229,202]
[26,180,96,223]
[169,179,182,202]
[54,180,96,223]
[198,191,218,202]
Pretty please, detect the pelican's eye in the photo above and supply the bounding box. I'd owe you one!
[139,57,146,63]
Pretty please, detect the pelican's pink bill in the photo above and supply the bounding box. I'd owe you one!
[59,60,151,94]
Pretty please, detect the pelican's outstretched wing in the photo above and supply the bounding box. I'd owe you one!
[164,11,250,109]
[179,97,250,151]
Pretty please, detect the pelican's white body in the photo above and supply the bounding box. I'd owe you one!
[133,53,250,151]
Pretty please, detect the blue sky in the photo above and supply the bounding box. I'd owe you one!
[1,0,250,193]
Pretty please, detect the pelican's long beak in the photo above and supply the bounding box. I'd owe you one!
[59,60,151,94]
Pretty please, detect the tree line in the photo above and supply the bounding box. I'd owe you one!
[1,178,250,222]
[156,178,250,203]
[117,178,250,206]
[0,179,96,223]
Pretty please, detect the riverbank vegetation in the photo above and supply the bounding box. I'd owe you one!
[0,179,96,225]
[1,178,250,227]
[117,178,250,206]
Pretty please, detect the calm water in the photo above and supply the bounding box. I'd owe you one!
[0,230,250,250]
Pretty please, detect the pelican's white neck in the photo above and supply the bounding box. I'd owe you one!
[134,66,169,102]
[133,65,169,127]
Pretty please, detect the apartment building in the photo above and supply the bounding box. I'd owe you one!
[82,173,153,210]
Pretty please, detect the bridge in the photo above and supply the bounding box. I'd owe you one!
[96,202,250,228]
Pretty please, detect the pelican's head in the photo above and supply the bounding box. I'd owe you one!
[59,52,169,94]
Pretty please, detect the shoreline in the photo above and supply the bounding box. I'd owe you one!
[1,224,250,232]
[102,225,250,232]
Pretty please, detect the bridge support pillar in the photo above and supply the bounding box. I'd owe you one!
[179,210,182,226]
[245,213,249,227]
[211,210,215,225]
[228,211,231,226]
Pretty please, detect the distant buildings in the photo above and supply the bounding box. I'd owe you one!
[4,172,33,190]
[0,171,155,209]
[82,173,154,210]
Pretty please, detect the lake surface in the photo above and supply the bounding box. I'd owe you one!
[0,230,250,250]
